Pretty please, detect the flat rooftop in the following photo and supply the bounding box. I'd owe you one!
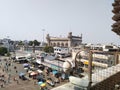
[52,64,120,90]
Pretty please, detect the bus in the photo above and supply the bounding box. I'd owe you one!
[102,45,118,52]
[16,56,28,63]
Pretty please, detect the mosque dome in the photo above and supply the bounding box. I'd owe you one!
[63,61,71,72]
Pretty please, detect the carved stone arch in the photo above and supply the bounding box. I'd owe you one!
[65,43,68,47]
[61,43,64,47]
[57,42,60,47]
[53,43,56,47]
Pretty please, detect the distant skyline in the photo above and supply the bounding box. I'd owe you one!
[0,0,119,44]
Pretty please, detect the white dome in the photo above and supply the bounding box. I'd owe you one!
[63,61,71,72]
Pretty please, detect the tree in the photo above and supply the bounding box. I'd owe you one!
[18,41,24,45]
[33,40,40,46]
[28,41,33,46]
[6,52,11,57]
[43,46,54,53]
[28,40,40,46]
[0,47,8,56]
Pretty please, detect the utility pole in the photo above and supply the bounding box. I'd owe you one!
[88,50,93,90]
[33,42,35,53]
[42,29,45,46]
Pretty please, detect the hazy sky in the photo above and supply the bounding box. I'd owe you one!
[0,0,119,44]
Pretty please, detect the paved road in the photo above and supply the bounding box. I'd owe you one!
[0,56,40,90]
[0,54,68,90]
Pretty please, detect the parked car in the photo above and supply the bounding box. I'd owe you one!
[46,78,55,87]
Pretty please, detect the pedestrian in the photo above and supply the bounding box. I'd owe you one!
[4,80,6,84]
[8,77,10,83]
[26,69,28,72]
[8,63,10,66]
[7,68,8,71]
[9,69,11,72]
[14,66,16,69]
[34,81,36,85]
[59,77,61,83]
[16,80,19,84]
[16,70,18,73]
[13,77,16,81]
[1,84,3,88]
[5,63,7,66]
[2,69,4,72]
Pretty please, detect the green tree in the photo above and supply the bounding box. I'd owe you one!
[0,47,8,56]
[43,46,54,53]
[28,41,33,46]
[33,40,40,46]
[28,40,40,46]
[18,41,24,45]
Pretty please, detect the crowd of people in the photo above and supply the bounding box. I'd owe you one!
[0,57,19,89]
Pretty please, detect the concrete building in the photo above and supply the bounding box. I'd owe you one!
[0,38,15,52]
[46,32,82,47]
[53,47,69,54]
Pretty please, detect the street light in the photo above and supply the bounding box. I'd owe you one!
[42,29,45,46]
[32,42,35,53]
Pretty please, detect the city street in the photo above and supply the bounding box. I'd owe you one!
[0,55,68,90]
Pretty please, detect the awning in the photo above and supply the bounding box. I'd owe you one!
[28,70,33,74]
[23,63,29,67]
[40,83,46,87]
[37,69,43,73]
[52,70,58,75]
[38,81,43,85]
[30,72,38,76]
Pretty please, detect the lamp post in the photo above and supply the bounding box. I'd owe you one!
[42,29,45,46]
[32,42,35,53]
[58,59,59,71]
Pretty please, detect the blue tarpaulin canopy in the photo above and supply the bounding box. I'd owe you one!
[52,70,58,75]
[23,63,29,67]
[38,81,43,85]
[19,72,25,76]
